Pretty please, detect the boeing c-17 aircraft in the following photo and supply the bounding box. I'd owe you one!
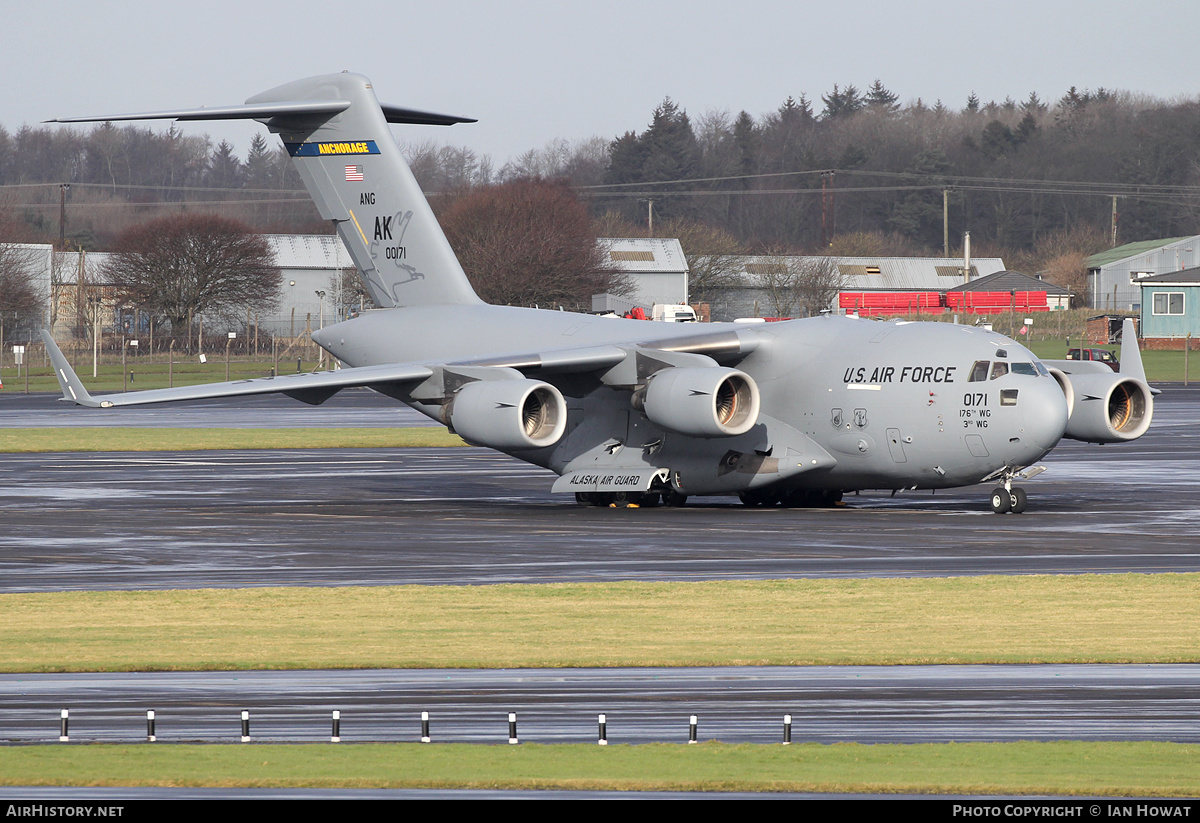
[43,72,1155,514]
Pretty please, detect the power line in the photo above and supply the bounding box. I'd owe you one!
[7,197,312,210]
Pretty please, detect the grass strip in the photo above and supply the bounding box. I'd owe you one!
[4,576,1199,672]
[0,427,464,452]
[1,741,1198,795]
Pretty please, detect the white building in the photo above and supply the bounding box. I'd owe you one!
[592,237,690,315]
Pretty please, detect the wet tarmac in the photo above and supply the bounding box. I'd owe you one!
[0,386,1197,591]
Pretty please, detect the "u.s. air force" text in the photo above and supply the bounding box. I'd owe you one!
[843,365,957,384]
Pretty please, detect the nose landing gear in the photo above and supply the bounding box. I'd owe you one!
[989,485,1028,514]
[985,465,1045,514]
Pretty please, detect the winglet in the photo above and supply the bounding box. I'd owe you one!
[1118,318,1159,394]
[41,330,101,407]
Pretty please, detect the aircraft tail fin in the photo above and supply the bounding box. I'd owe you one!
[49,73,482,310]
[1118,317,1160,395]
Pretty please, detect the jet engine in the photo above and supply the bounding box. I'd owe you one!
[1056,371,1153,443]
[448,379,567,450]
[635,367,761,438]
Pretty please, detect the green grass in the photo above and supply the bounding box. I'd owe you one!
[4,576,1198,672]
[0,359,325,394]
[1027,339,1198,382]
[1,741,1197,795]
[0,427,464,452]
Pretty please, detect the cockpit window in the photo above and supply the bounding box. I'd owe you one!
[1034,361,1050,377]
[989,361,1009,380]
[969,360,990,382]
[1011,363,1038,376]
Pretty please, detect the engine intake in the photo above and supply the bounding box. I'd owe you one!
[637,367,761,438]
[1060,372,1153,443]
[448,379,567,450]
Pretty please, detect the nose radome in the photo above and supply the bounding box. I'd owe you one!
[1024,377,1069,453]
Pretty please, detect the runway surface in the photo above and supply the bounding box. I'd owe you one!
[0,386,1197,591]
[5,665,1200,745]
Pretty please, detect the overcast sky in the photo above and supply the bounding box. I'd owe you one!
[7,1,1200,167]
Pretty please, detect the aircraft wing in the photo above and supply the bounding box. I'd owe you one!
[42,325,757,411]
[42,330,432,409]
[1040,359,1114,375]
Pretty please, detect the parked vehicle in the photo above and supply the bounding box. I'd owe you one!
[1066,348,1120,371]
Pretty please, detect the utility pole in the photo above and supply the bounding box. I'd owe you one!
[638,198,656,237]
[58,184,69,250]
[1111,195,1120,248]
[943,189,951,257]
[820,172,836,246]
[315,290,326,369]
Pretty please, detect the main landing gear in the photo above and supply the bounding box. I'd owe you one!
[575,491,688,508]
[739,488,843,508]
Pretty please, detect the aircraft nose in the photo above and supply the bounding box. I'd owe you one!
[1023,376,1069,453]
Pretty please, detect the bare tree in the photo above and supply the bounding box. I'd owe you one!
[655,218,744,303]
[438,179,628,309]
[0,243,46,336]
[753,253,845,317]
[498,137,609,187]
[0,209,48,337]
[102,214,280,334]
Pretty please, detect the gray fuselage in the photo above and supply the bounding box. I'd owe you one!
[316,307,1069,495]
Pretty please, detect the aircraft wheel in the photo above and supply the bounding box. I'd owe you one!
[739,492,759,507]
[664,490,688,507]
[639,492,661,508]
[990,487,1011,514]
[1009,487,1028,514]
[575,492,591,506]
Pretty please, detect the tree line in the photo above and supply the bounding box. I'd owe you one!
[9,81,1200,253]
[4,80,1200,327]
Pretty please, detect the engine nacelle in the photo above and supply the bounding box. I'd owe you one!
[638,367,761,438]
[448,379,567,451]
[1060,371,1153,443]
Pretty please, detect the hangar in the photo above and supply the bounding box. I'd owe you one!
[1087,236,1200,312]
[707,255,1011,320]
[39,235,689,343]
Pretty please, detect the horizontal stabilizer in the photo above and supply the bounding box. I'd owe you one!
[46,100,350,124]
[47,102,473,127]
